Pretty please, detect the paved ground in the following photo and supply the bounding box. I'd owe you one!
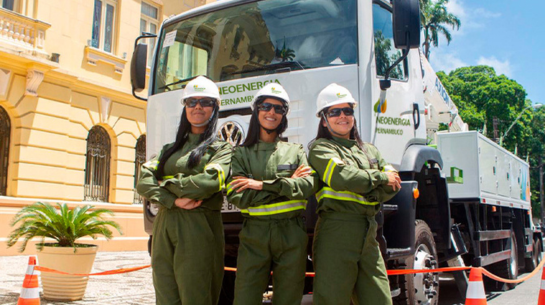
[0,251,542,304]
[0,251,155,305]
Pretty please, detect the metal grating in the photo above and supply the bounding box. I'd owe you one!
[84,126,111,202]
[0,106,10,196]
[133,134,146,204]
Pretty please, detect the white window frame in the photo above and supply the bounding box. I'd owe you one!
[91,0,117,54]
[140,1,160,67]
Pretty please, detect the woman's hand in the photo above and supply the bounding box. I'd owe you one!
[175,198,202,210]
[230,176,263,193]
[291,165,312,178]
[386,172,402,191]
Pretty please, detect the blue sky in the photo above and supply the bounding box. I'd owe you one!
[428,0,544,104]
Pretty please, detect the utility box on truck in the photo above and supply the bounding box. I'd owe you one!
[437,131,531,209]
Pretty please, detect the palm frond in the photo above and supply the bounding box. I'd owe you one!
[7,202,123,252]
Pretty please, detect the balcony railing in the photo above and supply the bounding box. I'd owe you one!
[0,8,50,56]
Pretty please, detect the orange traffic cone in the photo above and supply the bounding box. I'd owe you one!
[465,268,487,305]
[17,256,40,305]
[538,264,545,305]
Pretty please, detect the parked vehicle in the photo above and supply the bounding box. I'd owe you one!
[131,0,543,304]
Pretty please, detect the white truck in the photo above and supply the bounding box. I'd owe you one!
[130,0,543,304]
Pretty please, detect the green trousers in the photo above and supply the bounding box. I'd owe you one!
[312,212,392,305]
[234,217,308,305]
[152,207,224,305]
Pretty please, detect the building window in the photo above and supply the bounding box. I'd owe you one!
[1,0,18,11]
[0,106,10,196]
[140,1,159,66]
[91,0,117,53]
[133,134,146,204]
[84,126,111,202]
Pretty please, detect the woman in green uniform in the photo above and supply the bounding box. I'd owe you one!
[136,76,231,305]
[226,83,315,305]
[308,83,401,305]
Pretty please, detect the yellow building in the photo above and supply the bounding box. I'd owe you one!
[0,0,208,255]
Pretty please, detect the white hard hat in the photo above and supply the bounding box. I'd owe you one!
[250,83,290,110]
[182,76,221,105]
[315,83,357,117]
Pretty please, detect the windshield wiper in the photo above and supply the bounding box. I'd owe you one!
[227,61,305,76]
[159,76,198,90]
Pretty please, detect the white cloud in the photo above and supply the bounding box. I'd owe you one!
[442,0,501,36]
[477,56,512,77]
[429,49,468,73]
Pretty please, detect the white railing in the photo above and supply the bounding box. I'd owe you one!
[0,8,50,55]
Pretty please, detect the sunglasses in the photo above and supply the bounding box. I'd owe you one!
[257,102,287,115]
[325,107,355,118]
[184,98,216,108]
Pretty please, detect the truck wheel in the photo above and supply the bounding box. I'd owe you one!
[487,230,518,290]
[393,220,439,305]
[525,239,542,272]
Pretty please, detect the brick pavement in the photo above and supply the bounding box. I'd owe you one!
[0,251,155,305]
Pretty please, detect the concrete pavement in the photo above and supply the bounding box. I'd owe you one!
[1,251,543,304]
[0,251,155,305]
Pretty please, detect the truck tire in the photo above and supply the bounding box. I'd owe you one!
[393,220,439,305]
[525,238,542,272]
[487,230,518,290]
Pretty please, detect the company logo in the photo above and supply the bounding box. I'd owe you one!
[194,85,206,92]
[373,98,387,113]
[337,93,347,99]
[271,87,282,94]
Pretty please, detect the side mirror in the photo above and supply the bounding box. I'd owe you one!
[392,0,421,49]
[131,43,148,93]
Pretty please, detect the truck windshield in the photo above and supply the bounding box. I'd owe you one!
[154,0,357,94]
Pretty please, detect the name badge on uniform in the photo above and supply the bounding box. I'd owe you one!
[277,164,299,171]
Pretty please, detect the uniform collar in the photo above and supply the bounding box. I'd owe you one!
[332,136,357,148]
[254,138,280,151]
[187,133,201,144]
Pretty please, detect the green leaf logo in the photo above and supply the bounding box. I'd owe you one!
[374,99,387,113]
[337,93,347,99]
[194,85,205,92]
[271,87,282,94]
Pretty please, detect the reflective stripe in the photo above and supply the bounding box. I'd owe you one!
[316,187,379,206]
[465,281,486,299]
[162,175,174,179]
[323,158,342,185]
[226,182,234,195]
[242,200,307,216]
[144,160,159,170]
[205,163,226,191]
[20,287,40,299]
[382,165,396,172]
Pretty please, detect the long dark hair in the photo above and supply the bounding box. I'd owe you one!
[310,107,364,150]
[156,105,219,178]
[241,97,288,147]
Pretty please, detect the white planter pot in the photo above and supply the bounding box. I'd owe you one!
[36,244,98,301]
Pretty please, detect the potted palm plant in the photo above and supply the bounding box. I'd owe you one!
[7,202,122,301]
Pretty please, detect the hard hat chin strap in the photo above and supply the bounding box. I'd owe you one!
[191,107,217,128]
[321,113,351,137]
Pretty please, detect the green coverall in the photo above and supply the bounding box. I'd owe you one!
[136,134,231,305]
[308,136,399,305]
[226,139,315,305]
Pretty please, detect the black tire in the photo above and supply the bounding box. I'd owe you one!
[525,239,542,272]
[393,220,439,305]
[486,230,518,291]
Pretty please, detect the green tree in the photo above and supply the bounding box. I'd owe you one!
[421,0,461,59]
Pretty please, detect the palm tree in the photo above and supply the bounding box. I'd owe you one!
[420,0,461,59]
[7,202,122,252]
